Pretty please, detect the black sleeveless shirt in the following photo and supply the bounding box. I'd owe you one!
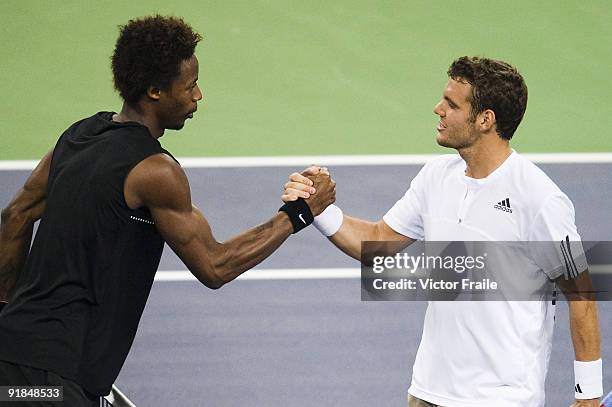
[0,112,172,395]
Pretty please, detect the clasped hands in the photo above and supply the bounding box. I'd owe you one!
[282,166,335,217]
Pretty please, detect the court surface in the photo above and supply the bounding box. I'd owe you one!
[1,162,610,406]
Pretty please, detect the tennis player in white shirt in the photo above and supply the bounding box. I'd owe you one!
[284,56,602,407]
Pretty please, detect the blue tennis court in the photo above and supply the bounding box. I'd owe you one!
[1,161,609,406]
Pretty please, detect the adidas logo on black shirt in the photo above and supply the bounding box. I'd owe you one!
[494,198,513,213]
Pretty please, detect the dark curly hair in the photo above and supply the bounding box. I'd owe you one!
[111,15,202,107]
[447,56,528,140]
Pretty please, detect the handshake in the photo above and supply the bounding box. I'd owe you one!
[281,165,336,217]
[278,165,344,236]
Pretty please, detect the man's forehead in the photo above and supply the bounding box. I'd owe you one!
[179,55,199,78]
[444,78,472,102]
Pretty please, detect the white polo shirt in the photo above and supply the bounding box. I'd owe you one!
[383,151,582,407]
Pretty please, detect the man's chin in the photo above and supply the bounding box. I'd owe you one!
[166,122,186,131]
[436,134,455,149]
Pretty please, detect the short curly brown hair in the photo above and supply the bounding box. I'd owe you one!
[111,15,202,107]
[448,56,528,140]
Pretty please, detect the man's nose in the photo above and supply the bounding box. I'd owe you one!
[433,100,444,116]
[194,85,203,102]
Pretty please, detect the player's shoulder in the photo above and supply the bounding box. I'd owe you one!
[509,152,575,221]
[135,153,186,182]
[128,153,188,195]
[126,153,190,209]
[511,152,565,197]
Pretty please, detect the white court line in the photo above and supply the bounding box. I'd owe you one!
[155,268,360,282]
[1,153,612,170]
[154,265,611,282]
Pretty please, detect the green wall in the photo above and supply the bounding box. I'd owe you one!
[1,1,611,159]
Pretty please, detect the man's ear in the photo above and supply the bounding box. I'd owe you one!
[478,109,496,133]
[146,86,162,101]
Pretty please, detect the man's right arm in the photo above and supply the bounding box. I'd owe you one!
[281,171,413,259]
[125,154,335,289]
[327,216,413,260]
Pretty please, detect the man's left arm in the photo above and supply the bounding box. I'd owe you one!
[530,193,603,406]
[557,272,602,407]
[0,150,52,304]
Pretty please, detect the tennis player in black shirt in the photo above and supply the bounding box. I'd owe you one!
[0,15,333,406]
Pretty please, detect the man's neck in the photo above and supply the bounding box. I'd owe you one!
[459,137,512,179]
[112,103,164,139]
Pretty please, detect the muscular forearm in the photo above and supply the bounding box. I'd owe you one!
[159,206,295,289]
[212,212,293,286]
[569,300,601,361]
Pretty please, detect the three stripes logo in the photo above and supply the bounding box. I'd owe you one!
[574,383,582,394]
[493,197,512,213]
[561,235,579,280]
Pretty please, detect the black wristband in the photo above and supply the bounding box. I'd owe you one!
[279,198,314,234]
[0,302,6,313]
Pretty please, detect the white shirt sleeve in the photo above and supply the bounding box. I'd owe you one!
[382,165,428,240]
[529,193,587,280]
